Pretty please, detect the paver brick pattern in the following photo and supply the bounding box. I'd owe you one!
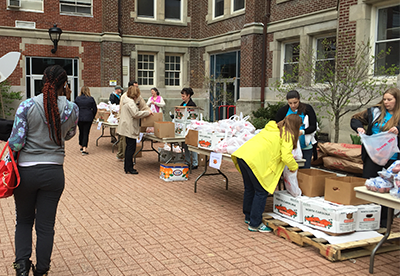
[0,125,399,275]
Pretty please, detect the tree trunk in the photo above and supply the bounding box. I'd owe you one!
[334,114,340,143]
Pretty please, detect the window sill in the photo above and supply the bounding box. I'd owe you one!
[207,9,245,25]
[134,16,188,27]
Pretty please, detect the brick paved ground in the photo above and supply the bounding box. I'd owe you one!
[0,125,399,276]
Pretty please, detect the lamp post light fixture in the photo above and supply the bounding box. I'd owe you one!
[48,24,62,54]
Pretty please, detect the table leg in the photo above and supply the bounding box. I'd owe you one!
[96,124,106,146]
[369,207,394,274]
[111,136,120,153]
[194,155,229,193]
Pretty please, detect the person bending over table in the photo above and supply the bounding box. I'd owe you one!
[231,114,302,232]
[351,87,400,228]
[117,85,152,174]
[275,90,317,168]
[180,87,198,169]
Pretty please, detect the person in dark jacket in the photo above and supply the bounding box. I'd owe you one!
[75,86,97,155]
[275,90,317,168]
[180,87,198,169]
[351,87,400,227]
[109,86,123,105]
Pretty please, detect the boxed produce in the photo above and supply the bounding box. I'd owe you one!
[159,163,189,182]
[302,198,358,234]
[198,131,225,150]
[325,176,370,205]
[95,110,111,122]
[141,112,163,127]
[174,120,191,136]
[355,204,381,231]
[154,122,175,138]
[185,129,198,147]
[297,169,337,197]
[174,106,200,121]
[273,190,309,223]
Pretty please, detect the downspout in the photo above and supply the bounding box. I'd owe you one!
[118,0,123,87]
[260,0,271,108]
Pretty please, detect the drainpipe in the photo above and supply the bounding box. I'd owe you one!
[118,0,123,87]
[260,0,271,108]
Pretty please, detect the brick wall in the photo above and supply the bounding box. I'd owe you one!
[0,37,22,84]
[240,34,264,87]
[271,0,337,22]
[82,42,102,87]
[101,42,122,87]
[337,0,357,63]
[189,47,205,89]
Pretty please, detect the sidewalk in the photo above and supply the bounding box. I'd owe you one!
[0,125,399,276]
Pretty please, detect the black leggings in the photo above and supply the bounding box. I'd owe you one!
[78,121,92,148]
[124,137,137,172]
[14,164,64,273]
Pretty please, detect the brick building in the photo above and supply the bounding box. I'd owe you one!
[1,0,399,138]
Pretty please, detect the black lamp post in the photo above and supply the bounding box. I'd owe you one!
[48,24,62,54]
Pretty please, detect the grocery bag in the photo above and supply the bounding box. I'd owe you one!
[282,166,301,197]
[360,132,400,166]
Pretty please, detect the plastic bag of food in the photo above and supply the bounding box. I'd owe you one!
[377,169,393,182]
[360,132,400,166]
[389,187,400,199]
[282,166,301,197]
[365,177,393,193]
[387,160,400,174]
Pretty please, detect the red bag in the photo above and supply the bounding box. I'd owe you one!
[0,141,20,198]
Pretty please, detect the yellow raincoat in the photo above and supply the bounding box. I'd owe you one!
[231,120,298,194]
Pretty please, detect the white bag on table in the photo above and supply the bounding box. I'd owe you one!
[360,132,400,166]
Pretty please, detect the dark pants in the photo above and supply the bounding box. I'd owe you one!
[302,148,313,169]
[124,137,137,172]
[363,156,395,228]
[14,164,64,273]
[237,158,268,228]
[78,121,92,148]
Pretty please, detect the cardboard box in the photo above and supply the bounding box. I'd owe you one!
[185,129,199,147]
[159,163,189,182]
[297,169,337,197]
[355,204,381,231]
[135,143,142,157]
[302,198,358,234]
[154,122,175,138]
[273,191,309,223]
[174,120,190,136]
[198,131,225,150]
[174,106,200,121]
[325,176,370,205]
[95,110,110,122]
[141,112,163,127]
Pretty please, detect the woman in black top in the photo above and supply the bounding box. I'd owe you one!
[180,88,198,169]
[75,86,97,155]
[275,90,317,168]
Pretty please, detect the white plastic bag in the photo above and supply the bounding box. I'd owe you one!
[282,166,302,197]
[360,132,400,166]
[292,140,303,160]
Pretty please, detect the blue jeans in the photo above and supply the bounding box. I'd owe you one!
[302,148,313,169]
[237,158,268,228]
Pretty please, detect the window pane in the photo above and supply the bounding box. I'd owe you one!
[215,0,224,17]
[165,55,181,86]
[138,0,154,17]
[377,5,400,41]
[165,0,181,20]
[233,0,244,11]
[375,41,400,75]
[315,60,335,83]
[216,52,236,78]
[283,64,299,84]
[317,37,336,59]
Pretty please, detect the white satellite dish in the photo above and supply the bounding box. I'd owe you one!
[0,52,21,83]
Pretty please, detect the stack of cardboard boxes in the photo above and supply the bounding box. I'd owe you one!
[273,169,381,235]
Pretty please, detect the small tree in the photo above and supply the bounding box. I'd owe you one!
[0,80,22,119]
[275,37,398,142]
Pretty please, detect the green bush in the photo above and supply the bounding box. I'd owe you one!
[0,80,22,118]
[250,102,285,129]
[350,134,361,145]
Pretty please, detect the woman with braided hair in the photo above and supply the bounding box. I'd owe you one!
[8,65,79,276]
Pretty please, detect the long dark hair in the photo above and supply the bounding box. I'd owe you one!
[286,90,306,114]
[42,65,67,146]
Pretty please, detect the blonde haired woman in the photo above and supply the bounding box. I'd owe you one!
[117,86,152,174]
[232,114,302,232]
[75,86,97,155]
[351,87,400,227]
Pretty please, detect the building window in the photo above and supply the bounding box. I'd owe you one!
[232,0,244,12]
[214,0,224,18]
[7,0,43,12]
[315,37,336,83]
[138,54,155,86]
[165,55,181,86]
[138,0,154,18]
[283,42,300,83]
[375,5,400,76]
[60,0,92,15]
[165,0,181,20]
